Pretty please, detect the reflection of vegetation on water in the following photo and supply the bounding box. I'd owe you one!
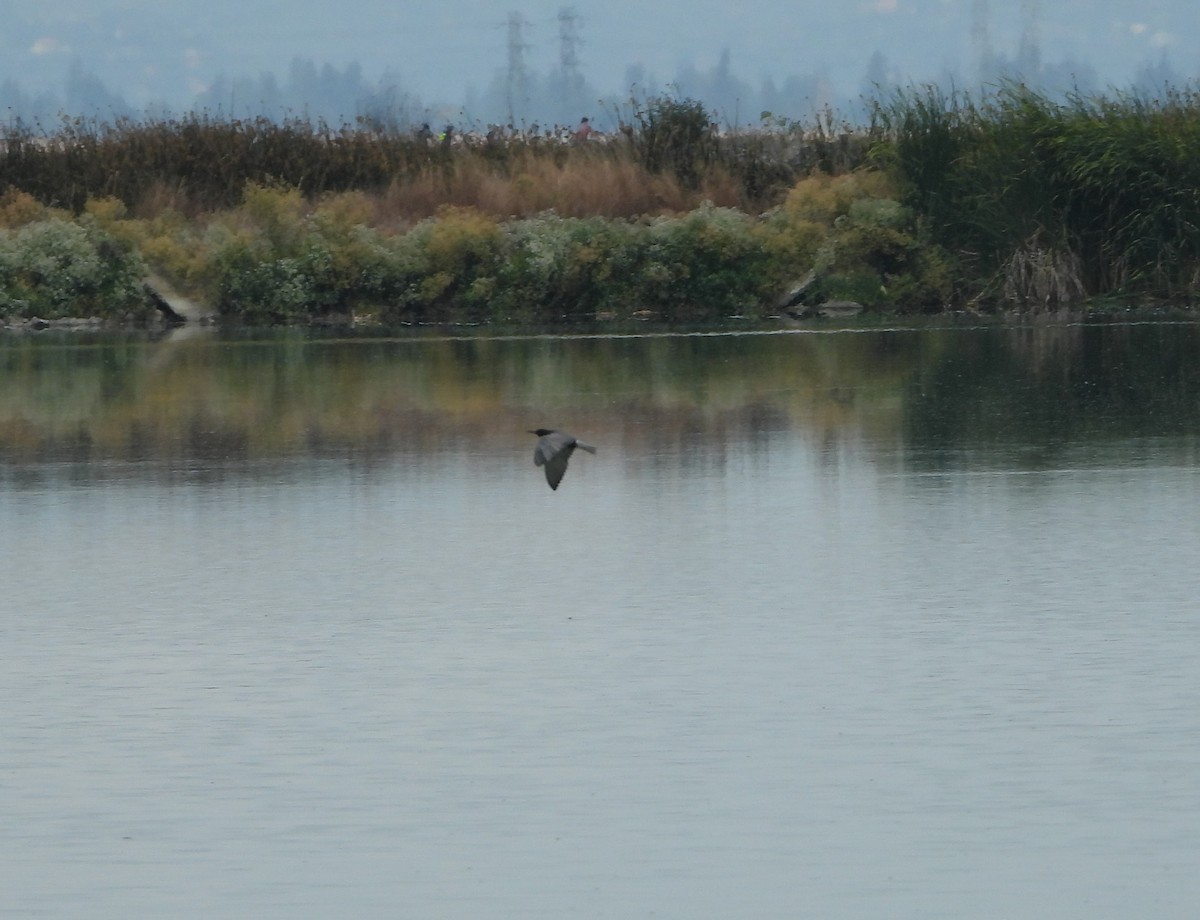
[0,328,927,466]
[903,323,1200,467]
[1,324,1196,472]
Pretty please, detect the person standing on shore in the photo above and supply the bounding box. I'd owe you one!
[574,116,593,143]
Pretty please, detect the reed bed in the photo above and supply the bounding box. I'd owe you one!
[0,102,852,221]
[873,83,1200,305]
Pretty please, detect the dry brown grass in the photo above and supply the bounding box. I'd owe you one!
[367,148,746,226]
[3,109,871,227]
[131,180,198,219]
[1002,234,1087,309]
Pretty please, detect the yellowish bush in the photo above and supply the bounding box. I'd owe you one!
[238,182,306,249]
[783,170,896,224]
[758,216,826,268]
[84,196,128,225]
[311,191,376,237]
[425,207,503,275]
[0,189,46,228]
[419,271,454,302]
[139,233,210,286]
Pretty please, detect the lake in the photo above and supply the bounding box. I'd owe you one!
[3,320,1199,919]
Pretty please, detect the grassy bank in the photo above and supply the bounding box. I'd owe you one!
[1,88,1198,325]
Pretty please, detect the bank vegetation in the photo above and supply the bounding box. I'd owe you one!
[1,87,1197,325]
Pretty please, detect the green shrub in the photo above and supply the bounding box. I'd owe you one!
[831,216,953,312]
[0,217,149,319]
[239,182,307,250]
[637,203,773,319]
[762,166,951,312]
[376,207,504,321]
[491,214,638,320]
[214,252,315,322]
[756,211,827,288]
[847,196,909,230]
[782,170,897,225]
[631,96,718,188]
[200,183,427,321]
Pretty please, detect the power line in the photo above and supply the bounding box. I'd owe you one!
[558,7,583,78]
[971,0,994,83]
[505,11,531,125]
[1018,0,1042,77]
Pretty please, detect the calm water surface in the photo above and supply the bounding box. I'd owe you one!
[2,322,1199,918]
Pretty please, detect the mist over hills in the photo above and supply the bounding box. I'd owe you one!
[3,0,1197,129]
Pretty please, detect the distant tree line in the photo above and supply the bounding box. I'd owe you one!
[3,43,1192,134]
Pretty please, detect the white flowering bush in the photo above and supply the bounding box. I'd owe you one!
[0,217,149,319]
[490,214,638,320]
[635,203,772,318]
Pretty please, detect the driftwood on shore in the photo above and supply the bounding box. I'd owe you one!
[776,270,864,320]
[142,274,216,324]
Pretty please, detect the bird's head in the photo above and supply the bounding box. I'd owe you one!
[529,428,554,437]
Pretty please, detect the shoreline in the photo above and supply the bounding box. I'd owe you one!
[5,302,1197,338]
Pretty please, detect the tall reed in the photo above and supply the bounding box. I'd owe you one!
[874,83,1200,304]
[0,102,873,222]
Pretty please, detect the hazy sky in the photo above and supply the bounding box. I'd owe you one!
[4,0,1197,112]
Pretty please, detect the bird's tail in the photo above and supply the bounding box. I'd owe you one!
[576,442,597,454]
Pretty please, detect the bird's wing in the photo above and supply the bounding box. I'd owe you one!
[534,432,570,466]
[543,454,569,490]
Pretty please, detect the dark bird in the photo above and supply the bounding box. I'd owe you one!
[529,428,596,490]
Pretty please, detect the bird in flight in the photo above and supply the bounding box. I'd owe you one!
[529,428,596,490]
